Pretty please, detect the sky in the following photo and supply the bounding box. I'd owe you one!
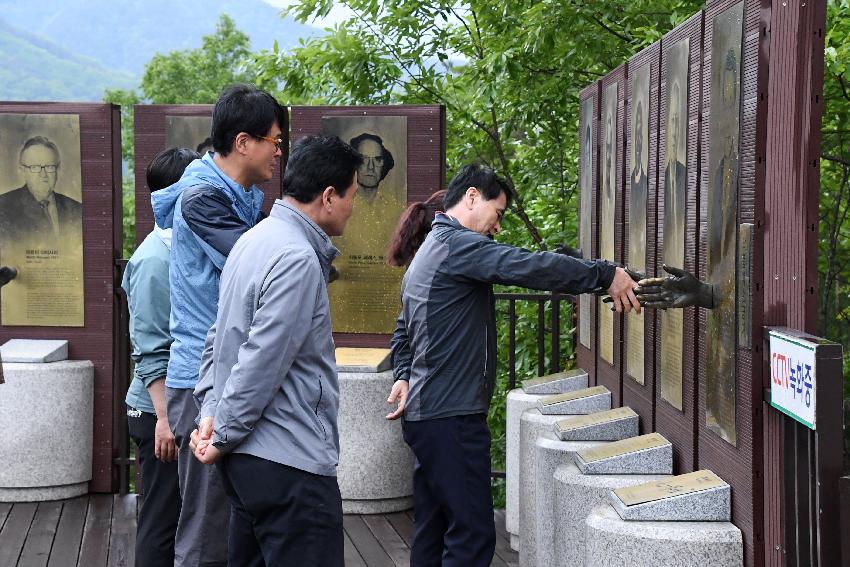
[262,0,355,29]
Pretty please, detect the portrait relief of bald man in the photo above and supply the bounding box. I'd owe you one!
[0,113,84,327]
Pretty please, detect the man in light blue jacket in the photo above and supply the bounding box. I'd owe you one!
[123,147,198,567]
[192,136,362,566]
[151,84,286,567]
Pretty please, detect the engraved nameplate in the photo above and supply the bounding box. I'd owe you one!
[522,368,586,388]
[613,470,726,507]
[335,347,391,371]
[540,385,608,406]
[555,407,637,433]
[737,222,753,349]
[577,432,668,463]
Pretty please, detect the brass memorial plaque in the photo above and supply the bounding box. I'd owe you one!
[599,83,618,365]
[0,113,84,327]
[540,385,608,406]
[335,347,391,370]
[626,63,651,384]
[556,406,636,433]
[322,116,408,334]
[706,2,744,446]
[165,115,214,154]
[659,38,690,410]
[614,470,725,507]
[522,368,586,389]
[579,96,595,349]
[578,432,668,463]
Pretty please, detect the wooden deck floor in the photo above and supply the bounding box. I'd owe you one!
[0,495,518,567]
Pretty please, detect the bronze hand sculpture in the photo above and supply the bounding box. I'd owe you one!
[633,264,714,309]
[0,266,16,288]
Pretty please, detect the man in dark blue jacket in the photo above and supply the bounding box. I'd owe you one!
[387,164,640,566]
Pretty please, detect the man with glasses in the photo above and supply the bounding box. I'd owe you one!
[152,84,286,567]
[0,136,81,246]
[350,132,394,204]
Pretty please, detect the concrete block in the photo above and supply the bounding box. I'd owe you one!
[521,368,588,395]
[537,385,611,415]
[584,504,743,567]
[0,339,68,363]
[574,432,673,475]
[506,388,545,546]
[608,470,731,521]
[554,406,639,442]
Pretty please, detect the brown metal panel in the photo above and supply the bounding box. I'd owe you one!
[698,2,771,566]
[655,11,703,475]
[597,65,627,408]
[290,105,445,348]
[0,101,123,492]
[623,43,661,434]
[577,83,600,385]
[133,104,288,245]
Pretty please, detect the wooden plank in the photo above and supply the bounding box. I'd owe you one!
[77,495,113,567]
[343,530,367,567]
[18,501,62,567]
[47,497,88,567]
[0,502,37,566]
[106,495,136,567]
[343,515,394,567]
[362,515,409,567]
[384,512,413,548]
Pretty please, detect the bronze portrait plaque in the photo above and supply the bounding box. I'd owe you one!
[0,113,84,327]
[614,469,725,506]
[579,96,595,349]
[321,116,408,334]
[599,83,618,365]
[626,63,650,384]
[578,432,668,463]
[659,38,690,410]
[706,2,744,446]
[165,115,214,154]
[555,406,637,433]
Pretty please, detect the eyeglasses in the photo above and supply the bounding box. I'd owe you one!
[20,164,59,173]
[254,135,286,150]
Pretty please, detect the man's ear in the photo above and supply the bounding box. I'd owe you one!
[321,186,335,211]
[233,132,251,155]
[465,186,479,208]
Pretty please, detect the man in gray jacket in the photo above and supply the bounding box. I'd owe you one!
[387,164,640,566]
[191,135,363,566]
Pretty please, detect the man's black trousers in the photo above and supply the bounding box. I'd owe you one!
[217,453,344,567]
[402,413,496,567]
[127,407,181,567]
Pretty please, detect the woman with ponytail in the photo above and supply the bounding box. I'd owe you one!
[386,190,446,267]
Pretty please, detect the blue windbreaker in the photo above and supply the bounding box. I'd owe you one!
[151,153,264,389]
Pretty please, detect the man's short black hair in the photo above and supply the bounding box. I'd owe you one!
[283,136,364,203]
[211,84,287,157]
[147,148,200,193]
[443,164,512,209]
[349,132,395,181]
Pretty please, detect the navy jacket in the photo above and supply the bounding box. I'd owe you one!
[391,214,616,421]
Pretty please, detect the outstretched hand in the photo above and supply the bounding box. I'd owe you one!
[602,266,641,314]
[633,264,714,309]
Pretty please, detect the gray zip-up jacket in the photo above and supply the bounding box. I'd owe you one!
[392,214,616,421]
[194,201,341,476]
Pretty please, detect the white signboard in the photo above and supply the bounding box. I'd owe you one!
[769,329,816,429]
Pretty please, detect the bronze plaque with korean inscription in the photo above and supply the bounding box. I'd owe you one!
[522,368,586,389]
[0,113,84,326]
[626,63,650,384]
[556,406,637,433]
[579,96,595,349]
[706,2,744,446]
[578,432,668,463]
[321,116,408,334]
[540,385,608,406]
[599,83,618,364]
[614,470,726,506]
[659,38,690,410]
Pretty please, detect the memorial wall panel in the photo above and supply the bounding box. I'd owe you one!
[134,105,287,245]
[654,11,703,474]
[290,105,445,346]
[0,102,123,492]
[623,42,661,434]
[596,66,626,407]
[576,83,600,385]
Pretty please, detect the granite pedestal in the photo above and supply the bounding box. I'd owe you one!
[608,470,731,521]
[526,433,607,567]
[554,406,639,442]
[0,359,94,501]
[537,385,611,415]
[337,358,414,513]
[507,370,589,547]
[553,462,670,567]
[574,432,673,475]
[584,504,743,567]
